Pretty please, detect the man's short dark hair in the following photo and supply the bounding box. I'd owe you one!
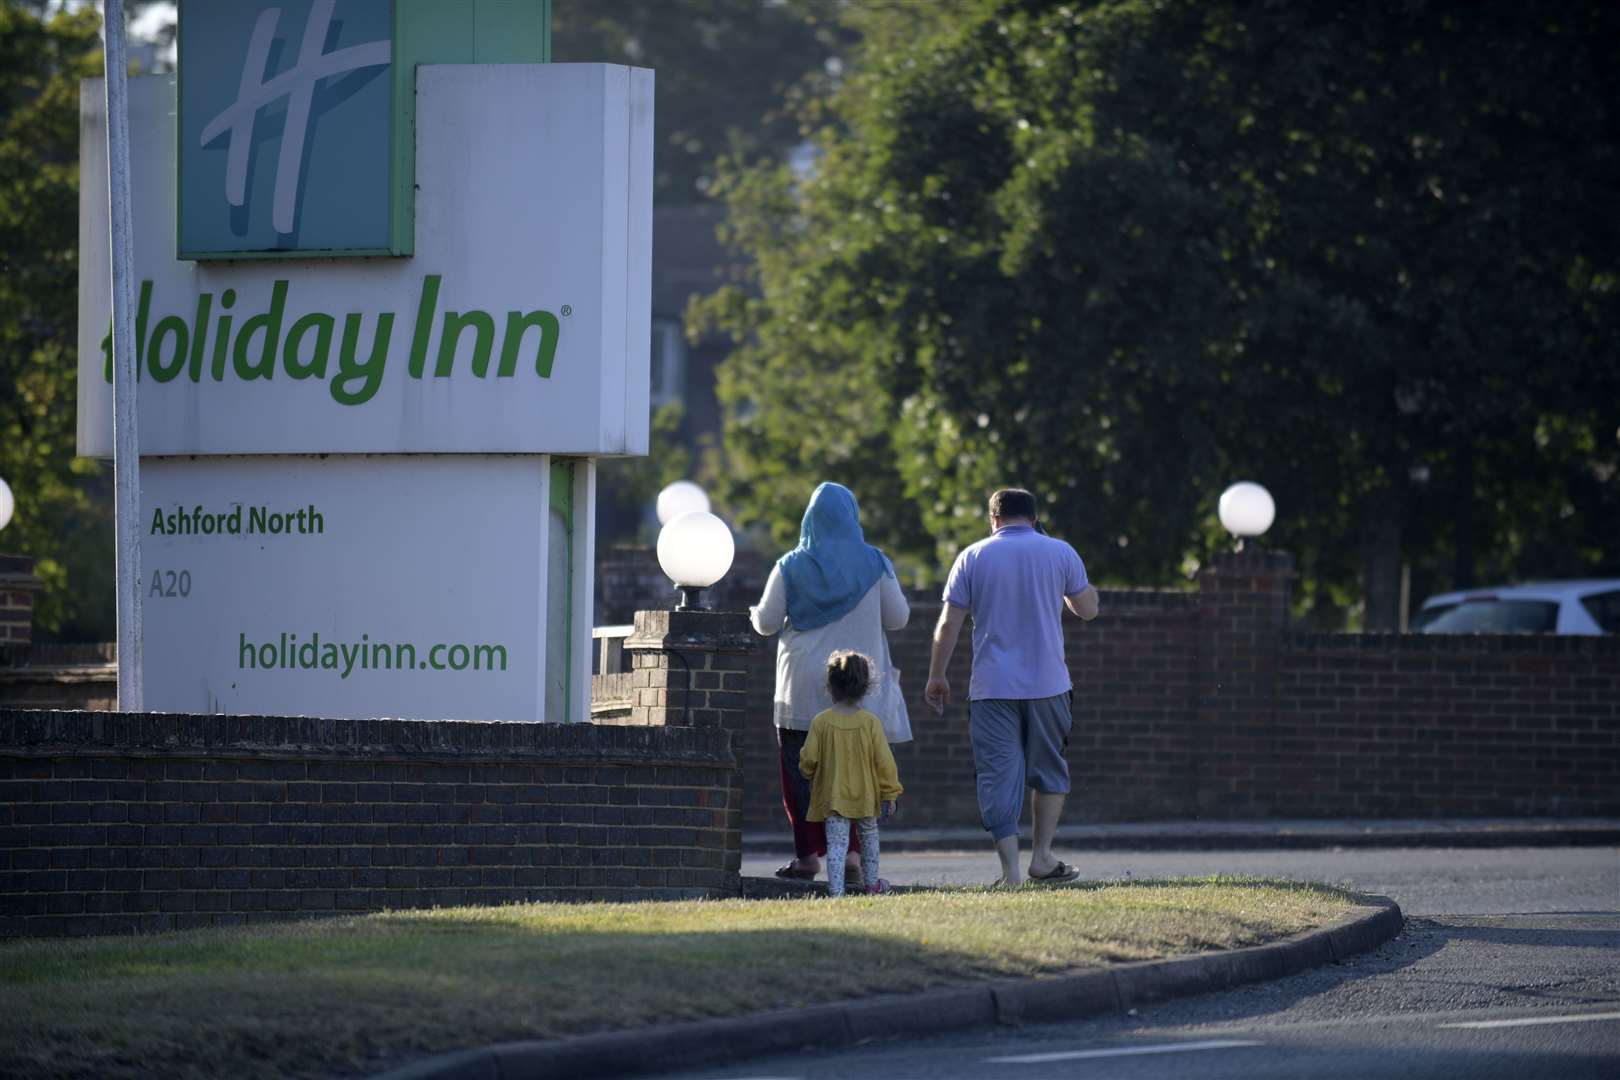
[988,488,1037,521]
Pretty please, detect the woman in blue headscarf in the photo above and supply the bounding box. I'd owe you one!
[750,483,911,885]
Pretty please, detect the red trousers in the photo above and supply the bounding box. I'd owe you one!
[776,726,860,859]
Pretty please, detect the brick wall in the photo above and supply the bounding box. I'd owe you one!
[1268,633,1620,817]
[737,588,1212,832]
[0,644,118,712]
[0,555,44,645]
[716,551,1620,838]
[0,711,739,939]
[0,554,113,715]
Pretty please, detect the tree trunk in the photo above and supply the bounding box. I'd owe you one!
[1453,436,1476,589]
[1360,488,1403,631]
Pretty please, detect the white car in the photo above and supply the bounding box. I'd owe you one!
[1412,579,1620,635]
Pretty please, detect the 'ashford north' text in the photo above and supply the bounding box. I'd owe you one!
[102,274,561,406]
[150,503,325,536]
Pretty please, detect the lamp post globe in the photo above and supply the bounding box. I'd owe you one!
[1218,482,1275,550]
[655,480,710,526]
[0,477,13,533]
[656,510,735,610]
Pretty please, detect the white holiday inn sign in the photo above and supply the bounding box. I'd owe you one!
[78,2,651,724]
[79,59,653,456]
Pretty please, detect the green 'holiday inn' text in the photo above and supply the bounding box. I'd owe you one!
[102,274,561,406]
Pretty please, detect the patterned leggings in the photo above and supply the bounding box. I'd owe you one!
[823,814,880,897]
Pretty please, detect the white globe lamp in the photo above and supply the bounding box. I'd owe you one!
[656,510,735,610]
[1218,482,1275,550]
[655,480,710,526]
[0,477,13,533]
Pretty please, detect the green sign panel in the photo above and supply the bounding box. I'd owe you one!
[177,0,552,260]
[178,0,398,258]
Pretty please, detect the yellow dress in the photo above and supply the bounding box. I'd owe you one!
[798,706,904,821]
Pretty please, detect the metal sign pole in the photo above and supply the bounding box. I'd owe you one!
[103,0,143,710]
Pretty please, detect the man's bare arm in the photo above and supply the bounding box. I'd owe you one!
[924,603,968,714]
[1065,584,1100,621]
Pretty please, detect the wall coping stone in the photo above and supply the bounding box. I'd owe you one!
[1288,631,1620,656]
[0,709,735,767]
[625,609,758,655]
[0,666,118,685]
[1200,550,1297,576]
[0,643,118,668]
[0,553,41,577]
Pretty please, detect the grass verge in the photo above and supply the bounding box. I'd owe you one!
[0,877,1355,1079]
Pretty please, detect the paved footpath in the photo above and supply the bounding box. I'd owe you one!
[742,841,1620,916]
[673,840,1619,1080]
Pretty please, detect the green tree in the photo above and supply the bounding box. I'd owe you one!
[697,0,1620,623]
[0,0,112,640]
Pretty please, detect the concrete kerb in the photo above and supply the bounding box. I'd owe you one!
[741,818,1620,854]
[369,894,1405,1080]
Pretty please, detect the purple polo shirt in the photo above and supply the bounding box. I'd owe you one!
[942,524,1088,700]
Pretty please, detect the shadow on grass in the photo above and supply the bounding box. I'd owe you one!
[0,881,1363,1080]
[0,923,999,1080]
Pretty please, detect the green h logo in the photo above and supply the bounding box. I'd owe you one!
[177,0,553,260]
[178,0,401,258]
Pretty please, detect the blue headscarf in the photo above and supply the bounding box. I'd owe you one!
[777,482,893,631]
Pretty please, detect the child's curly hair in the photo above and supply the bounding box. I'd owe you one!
[826,650,873,705]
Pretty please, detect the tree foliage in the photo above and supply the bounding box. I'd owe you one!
[552,0,855,205]
[0,0,112,639]
[696,0,1620,624]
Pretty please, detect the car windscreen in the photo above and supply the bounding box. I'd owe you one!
[1580,589,1620,633]
[1419,599,1559,634]
[1408,603,1456,630]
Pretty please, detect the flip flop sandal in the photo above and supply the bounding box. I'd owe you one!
[773,864,818,881]
[1028,861,1081,884]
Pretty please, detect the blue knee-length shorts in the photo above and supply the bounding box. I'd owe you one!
[969,692,1073,841]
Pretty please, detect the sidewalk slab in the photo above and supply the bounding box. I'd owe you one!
[742,818,1620,853]
[371,894,1405,1080]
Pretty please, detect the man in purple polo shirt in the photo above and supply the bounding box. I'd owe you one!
[925,488,1099,886]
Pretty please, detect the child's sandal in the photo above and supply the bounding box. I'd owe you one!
[866,878,891,895]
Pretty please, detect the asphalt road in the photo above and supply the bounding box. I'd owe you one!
[655,847,1620,1080]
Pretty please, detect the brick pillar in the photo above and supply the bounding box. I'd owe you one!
[0,555,44,645]
[623,609,757,729]
[1194,550,1294,817]
[623,608,757,885]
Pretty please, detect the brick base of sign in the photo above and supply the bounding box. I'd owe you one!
[0,711,740,939]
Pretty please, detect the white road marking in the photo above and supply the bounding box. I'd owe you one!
[1440,1010,1620,1030]
[984,1038,1264,1064]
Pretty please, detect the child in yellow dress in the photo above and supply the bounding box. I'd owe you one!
[799,650,904,896]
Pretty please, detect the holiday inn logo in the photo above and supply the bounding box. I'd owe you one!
[100,275,564,407]
[178,0,400,257]
[200,0,391,237]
